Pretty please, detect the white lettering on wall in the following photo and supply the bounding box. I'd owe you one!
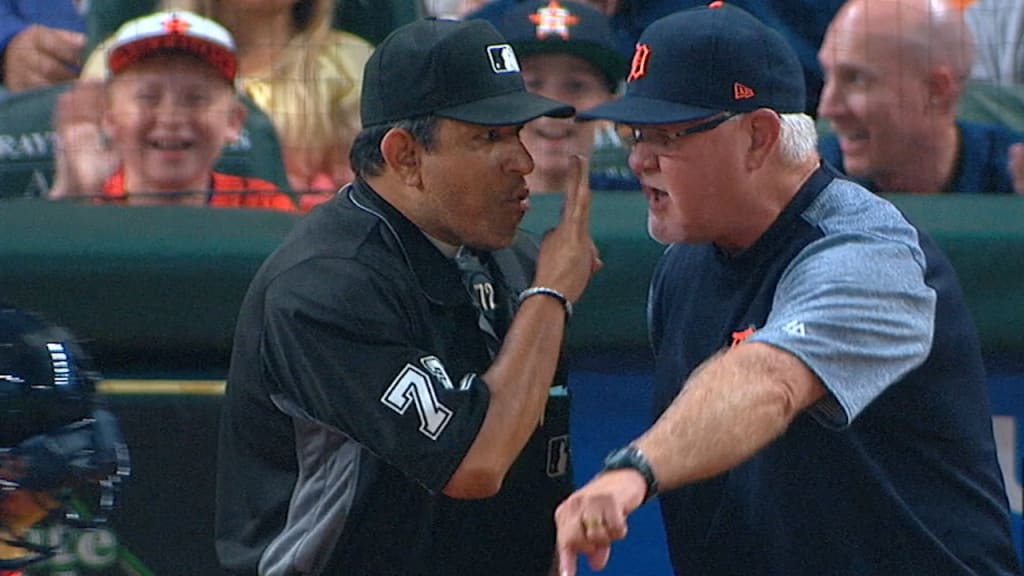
[0,131,56,160]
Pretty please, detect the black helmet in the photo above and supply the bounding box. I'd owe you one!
[0,306,98,448]
[0,306,130,570]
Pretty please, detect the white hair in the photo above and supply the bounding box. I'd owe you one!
[776,113,819,166]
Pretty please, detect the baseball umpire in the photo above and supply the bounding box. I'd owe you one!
[215,17,601,576]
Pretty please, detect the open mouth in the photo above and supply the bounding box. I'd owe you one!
[835,130,868,152]
[512,185,531,210]
[644,184,668,203]
[149,137,194,151]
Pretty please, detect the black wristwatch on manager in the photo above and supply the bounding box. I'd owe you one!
[601,445,659,504]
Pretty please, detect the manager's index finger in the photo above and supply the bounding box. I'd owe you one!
[558,543,578,576]
[561,154,593,226]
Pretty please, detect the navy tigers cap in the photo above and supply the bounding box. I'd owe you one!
[578,1,805,125]
[479,1,628,92]
[361,18,574,128]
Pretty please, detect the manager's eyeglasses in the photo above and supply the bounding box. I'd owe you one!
[621,111,739,154]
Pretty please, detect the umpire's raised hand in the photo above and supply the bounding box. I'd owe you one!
[533,154,603,304]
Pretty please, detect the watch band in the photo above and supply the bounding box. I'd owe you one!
[601,445,659,503]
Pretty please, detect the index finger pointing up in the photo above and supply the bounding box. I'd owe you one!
[562,154,593,228]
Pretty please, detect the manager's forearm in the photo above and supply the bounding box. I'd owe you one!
[635,342,825,493]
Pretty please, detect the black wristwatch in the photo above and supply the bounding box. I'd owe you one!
[601,445,659,503]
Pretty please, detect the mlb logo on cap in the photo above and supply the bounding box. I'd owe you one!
[360,18,573,127]
[487,44,521,73]
[483,0,628,92]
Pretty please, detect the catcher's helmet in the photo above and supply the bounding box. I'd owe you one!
[0,306,130,569]
[0,306,98,449]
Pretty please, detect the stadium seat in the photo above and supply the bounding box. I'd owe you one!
[84,0,157,57]
[334,0,423,45]
[958,80,1024,133]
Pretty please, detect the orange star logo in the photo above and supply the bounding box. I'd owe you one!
[529,1,580,40]
[162,14,191,35]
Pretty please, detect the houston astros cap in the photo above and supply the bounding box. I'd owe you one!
[480,0,627,92]
[578,1,805,125]
[361,18,574,128]
[107,10,237,82]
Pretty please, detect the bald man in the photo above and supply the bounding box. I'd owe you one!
[818,0,1024,195]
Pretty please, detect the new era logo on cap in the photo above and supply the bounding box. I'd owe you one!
[487,44,521,73]
[734,82,755,100]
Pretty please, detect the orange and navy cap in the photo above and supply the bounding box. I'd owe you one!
[106,10,237,82]
[361,18,574,128]
[479,1,627,92]
[577,2,805,125]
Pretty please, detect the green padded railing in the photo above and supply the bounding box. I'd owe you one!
[1,193,1021,376]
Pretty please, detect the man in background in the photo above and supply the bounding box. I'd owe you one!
[817,0,1024,194]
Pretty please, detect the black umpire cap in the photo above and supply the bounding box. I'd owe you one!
[361,17,575,128]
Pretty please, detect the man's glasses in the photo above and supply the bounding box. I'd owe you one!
[620,112,739,154]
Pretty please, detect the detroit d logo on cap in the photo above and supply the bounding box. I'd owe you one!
[487,44,521,73]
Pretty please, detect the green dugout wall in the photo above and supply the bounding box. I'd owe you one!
[0,194,1022,574]
[4,193,1022,363]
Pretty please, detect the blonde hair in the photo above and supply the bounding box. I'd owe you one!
[161,0,366,189]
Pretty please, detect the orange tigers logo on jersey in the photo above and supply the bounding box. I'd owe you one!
[731,326,756,348]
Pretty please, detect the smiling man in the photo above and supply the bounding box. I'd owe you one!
[817,0,1024,195]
